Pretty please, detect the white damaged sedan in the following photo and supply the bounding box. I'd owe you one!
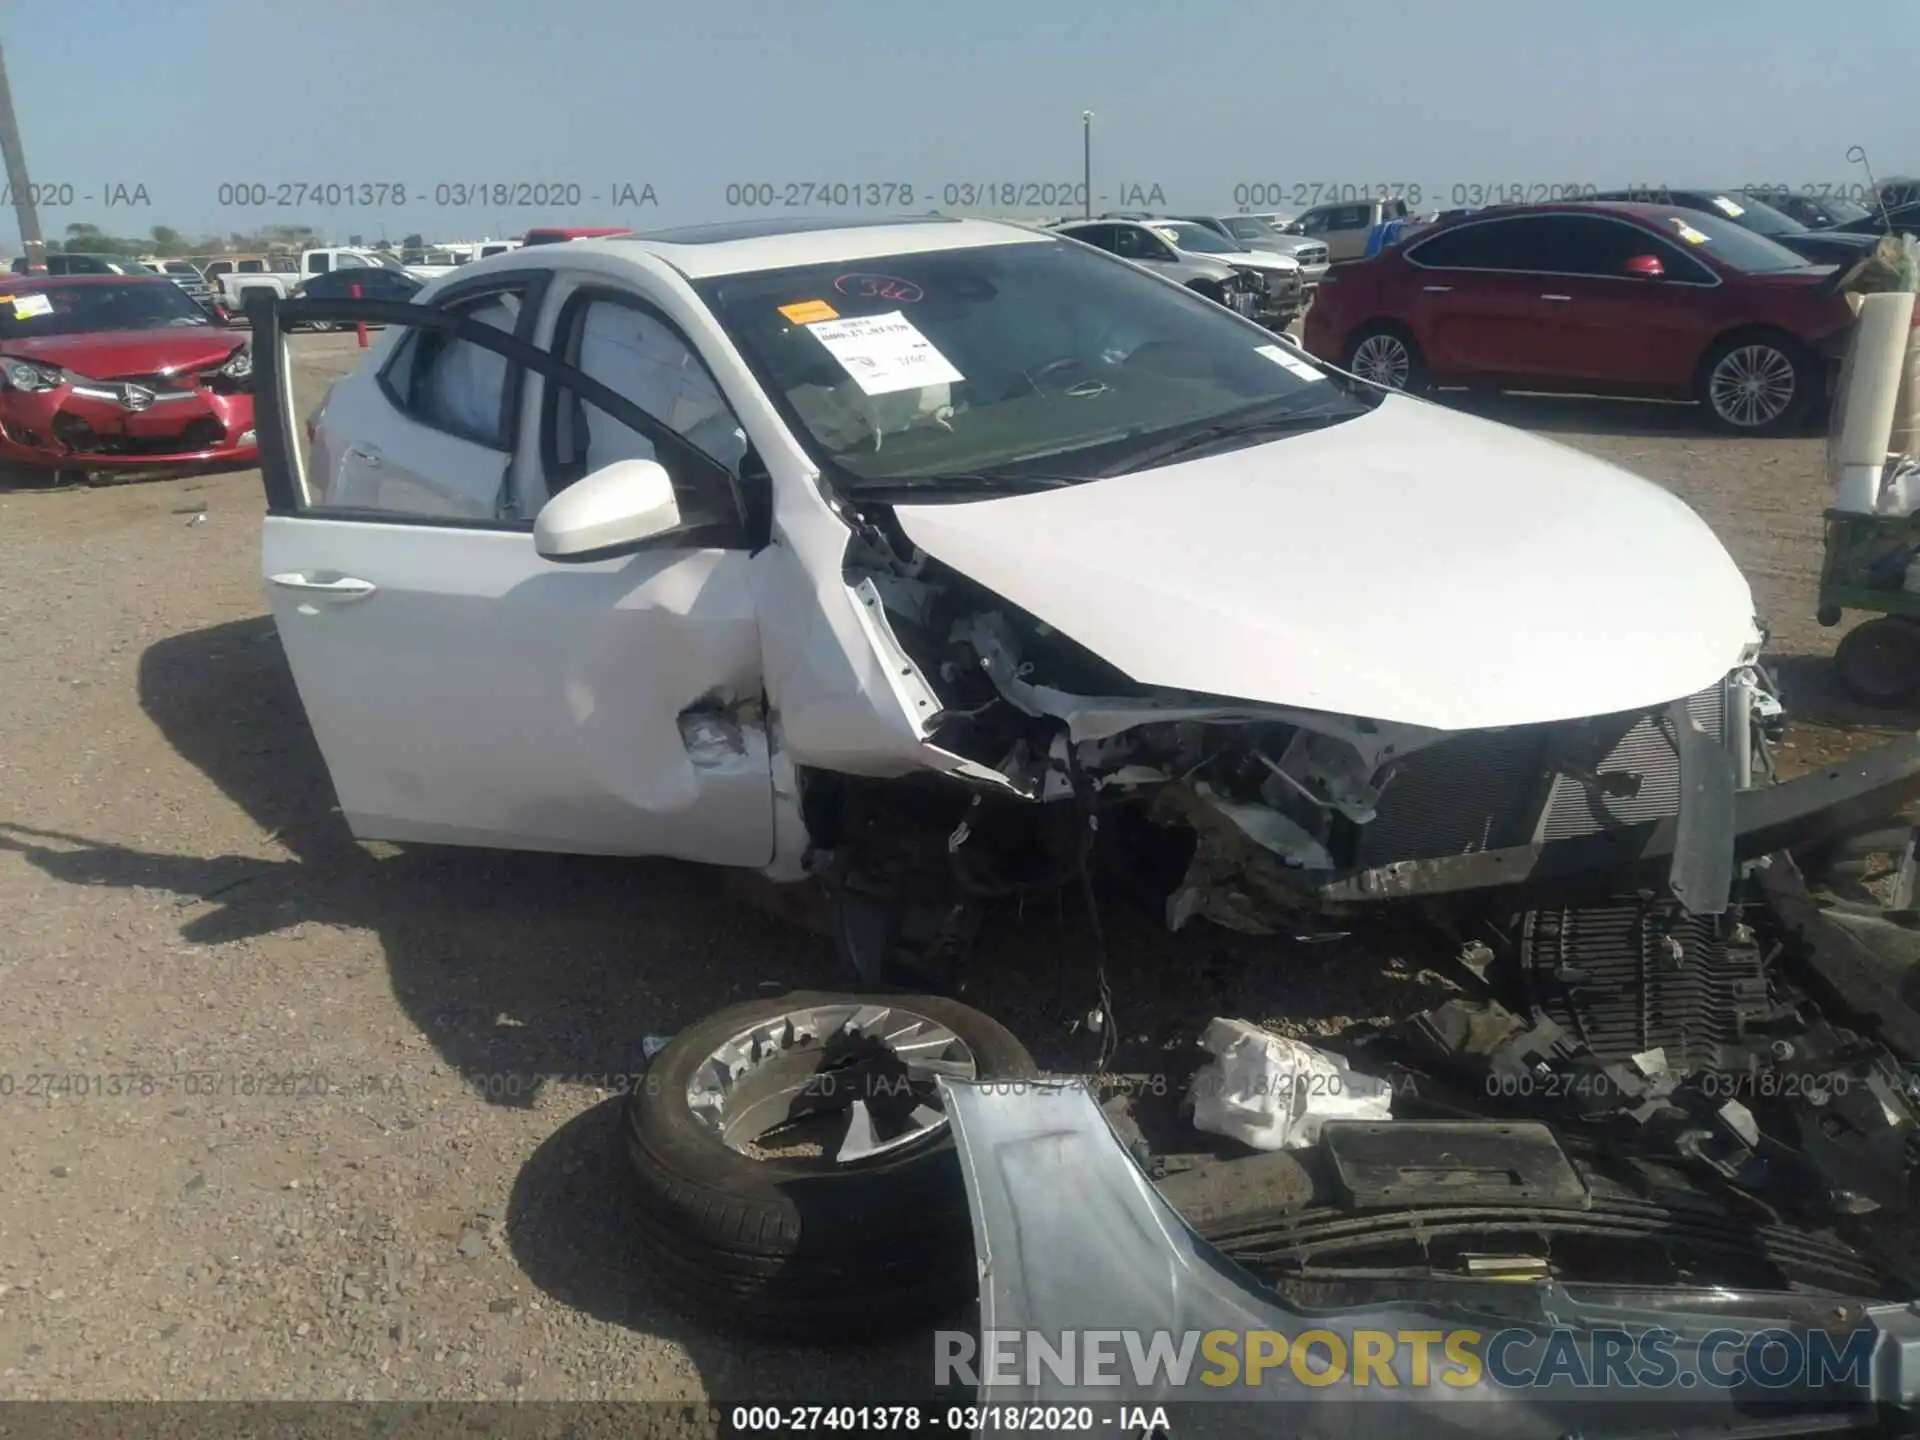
[250,215,1920,989]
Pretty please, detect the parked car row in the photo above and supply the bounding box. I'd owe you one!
[1301,199,1887,433]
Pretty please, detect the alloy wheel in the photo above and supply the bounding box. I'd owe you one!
[1351,333,1413,389]
[1708,344,1797,429]
[685,1002,979,1165]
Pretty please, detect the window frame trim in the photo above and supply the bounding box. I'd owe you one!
[1402,212,1723,287]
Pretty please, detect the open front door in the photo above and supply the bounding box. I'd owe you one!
[247,291,774,865]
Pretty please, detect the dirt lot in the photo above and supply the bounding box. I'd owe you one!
[0,336,1914,1403]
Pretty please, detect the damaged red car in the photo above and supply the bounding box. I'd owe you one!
[0,275,257,482]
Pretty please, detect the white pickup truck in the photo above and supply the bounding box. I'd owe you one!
[216,248,424,310]
[401,238,522,279]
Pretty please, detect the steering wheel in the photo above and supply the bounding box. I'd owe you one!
[1007,355,1089,400]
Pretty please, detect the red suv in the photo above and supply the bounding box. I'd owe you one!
[1302,201,1859,433]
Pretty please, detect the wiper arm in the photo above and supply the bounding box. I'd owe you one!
[843,471,1083,501]
[1097,404,1358,477]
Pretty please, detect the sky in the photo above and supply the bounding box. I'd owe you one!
[4,0,1914,249]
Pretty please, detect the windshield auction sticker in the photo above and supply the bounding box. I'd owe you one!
[779,299,839,325]
[806,310,964,397]
[1255,343,1325,382]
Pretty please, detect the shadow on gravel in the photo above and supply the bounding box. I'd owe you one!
[0,614,1459,1386]
[16,616,840,1121]
[1768,651,1920,735]
[1437,390,1717,438]
[504,1096,936,1402]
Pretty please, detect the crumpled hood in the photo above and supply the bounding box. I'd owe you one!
[2,330,245,380]
[890,394,1758,731]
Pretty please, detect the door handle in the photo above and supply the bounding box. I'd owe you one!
[343,443,382,469]
[1540,293,1572,301]
[268,572,378,600]
[1422,285,1453,293]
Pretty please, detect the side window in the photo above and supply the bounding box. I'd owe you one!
[1407,221,1507,269]
[1109,226,1148,259]
[542,293,748,499]
[1295,209,1328,235]
[336,253,369,270]
[1544,217,1655,277]
[1647,238,1716,284]
[1408,217,1559,271]
[310,253,332,274]
[380,287,528,447]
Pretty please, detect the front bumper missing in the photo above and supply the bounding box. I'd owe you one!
[1293,732,1920,910]
[942,1078,1920,1432]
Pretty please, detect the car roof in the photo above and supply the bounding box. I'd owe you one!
[558,215,1055,279]
[1426,200,1694,223]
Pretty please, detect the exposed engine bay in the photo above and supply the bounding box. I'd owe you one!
[796,514,1920,1296]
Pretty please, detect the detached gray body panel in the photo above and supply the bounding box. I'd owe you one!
[940,1078,1915,1436]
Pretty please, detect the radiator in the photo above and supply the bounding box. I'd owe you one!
[1521,900,1771,1068]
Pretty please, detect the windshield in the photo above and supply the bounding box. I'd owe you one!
[1816,196,1875,226]
[0,281,213,337]
[1698,193,1804,237]
[1151,221,1241,254]
[1221,216,1283,244]
[695,239,1370,493]
[1657,209,1812,273]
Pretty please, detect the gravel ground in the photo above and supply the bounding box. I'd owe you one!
[0,339,1914,1404]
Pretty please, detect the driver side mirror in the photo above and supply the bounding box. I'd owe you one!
[534,457,682,562]
[1623,254,1665,279]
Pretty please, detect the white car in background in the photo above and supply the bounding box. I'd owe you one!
[1138,218,1306,326]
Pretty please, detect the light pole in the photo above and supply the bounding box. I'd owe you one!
[1081,111,1093,220]
[0,45,45,273]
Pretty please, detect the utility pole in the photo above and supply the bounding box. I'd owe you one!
[1082,111,1093,220]
[0,44,44,272]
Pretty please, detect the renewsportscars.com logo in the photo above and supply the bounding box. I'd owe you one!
[935,1325,1879,1393]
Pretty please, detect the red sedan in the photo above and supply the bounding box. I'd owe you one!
[1302,201,1859,434]
[0,275,258,481]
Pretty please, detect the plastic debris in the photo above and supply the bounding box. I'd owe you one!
[1189,1017,1393,1151]
[640,1035,672,1061]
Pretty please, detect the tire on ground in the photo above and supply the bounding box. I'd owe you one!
[624,990,1038,1339]
[1833,616,1920,707]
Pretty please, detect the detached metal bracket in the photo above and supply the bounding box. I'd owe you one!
[1666,699,1736,915]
